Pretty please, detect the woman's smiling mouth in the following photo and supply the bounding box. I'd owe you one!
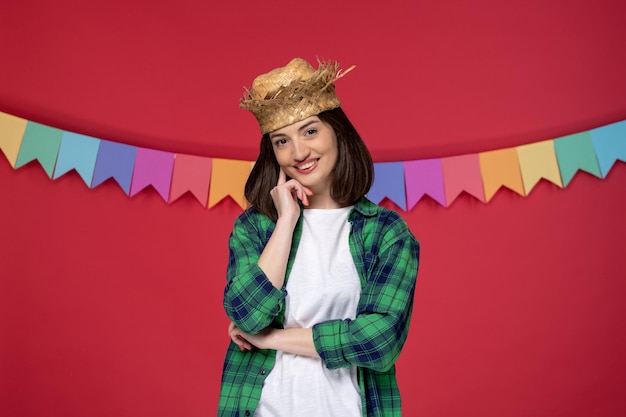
[294,159,318,172]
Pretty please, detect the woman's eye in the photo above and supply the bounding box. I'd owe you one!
[274,138,287,147]
[305,129,317,136]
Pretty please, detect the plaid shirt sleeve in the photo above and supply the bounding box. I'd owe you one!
[312,209,419,372]
[223,210,286,334]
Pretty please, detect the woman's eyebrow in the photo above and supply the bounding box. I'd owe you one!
[298,120,319,133]
[270,120,319,140]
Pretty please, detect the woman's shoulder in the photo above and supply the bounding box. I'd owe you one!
[233,206,275,231]
[355,197,406,224]
[354,197,418,243]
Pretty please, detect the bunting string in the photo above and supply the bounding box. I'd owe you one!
[1,111,625,210]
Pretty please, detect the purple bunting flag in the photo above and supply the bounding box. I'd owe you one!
[92,140,137,195]
[368,162,406,210]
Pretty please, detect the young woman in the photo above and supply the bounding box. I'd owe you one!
[219,58,420,417]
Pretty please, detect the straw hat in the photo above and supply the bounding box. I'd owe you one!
[240,58,355,134]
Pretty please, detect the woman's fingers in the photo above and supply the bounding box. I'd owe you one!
[286,180,312,204]
[294,181,313,206]
[272,179,311,210]
[276,169,312,199]
[277,168,287,185]
[228,322,252,352]
[298,188,309,206]
[235,335,252,352]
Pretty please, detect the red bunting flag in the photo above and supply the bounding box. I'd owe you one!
[169,154,213,207]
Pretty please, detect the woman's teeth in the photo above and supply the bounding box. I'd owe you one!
[297,160,316,170]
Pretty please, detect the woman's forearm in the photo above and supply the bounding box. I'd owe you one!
[238,326,320,358]
[267,327,320,358]
[257,218,295,289]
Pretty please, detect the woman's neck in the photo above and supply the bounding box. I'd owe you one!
[305,191,341,209]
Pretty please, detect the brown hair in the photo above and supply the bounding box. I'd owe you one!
[244,107,374,221]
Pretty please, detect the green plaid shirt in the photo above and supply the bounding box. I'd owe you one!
[219,197,420,417]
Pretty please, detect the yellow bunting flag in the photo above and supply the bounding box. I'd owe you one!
[479,148,525,201]
[208,159,254,209]
[0,112,28,167]
[516,140,563,193]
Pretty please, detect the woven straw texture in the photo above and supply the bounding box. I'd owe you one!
[240,58,354,134]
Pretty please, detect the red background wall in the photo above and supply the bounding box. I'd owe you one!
[2,1,626,416]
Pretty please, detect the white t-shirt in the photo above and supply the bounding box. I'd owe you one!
[255,207,362,417]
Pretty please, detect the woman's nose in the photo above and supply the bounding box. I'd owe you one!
[292,140,309,161]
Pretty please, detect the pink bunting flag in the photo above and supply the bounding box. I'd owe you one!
[441,154,486,205]
[404,158,446,209]
[130,148,175,202]
[169,154,213,206]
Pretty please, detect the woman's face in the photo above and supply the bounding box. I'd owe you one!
[269,116,338,195]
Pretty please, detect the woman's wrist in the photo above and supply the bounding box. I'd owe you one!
[275,214,299,231]
[268,328,319,358]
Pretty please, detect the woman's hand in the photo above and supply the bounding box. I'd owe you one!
[228,321,274,352]
[228,321,253,352]
[270,169,312,227]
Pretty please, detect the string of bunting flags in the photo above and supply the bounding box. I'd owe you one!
[0,110,625,210]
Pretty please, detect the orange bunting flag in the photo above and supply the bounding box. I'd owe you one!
[516,140,563,193]
[0,112,28,167]
[169,154,213,207]
[208,159,254,210]
[441,154,486,205]
[479,148,525,201]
